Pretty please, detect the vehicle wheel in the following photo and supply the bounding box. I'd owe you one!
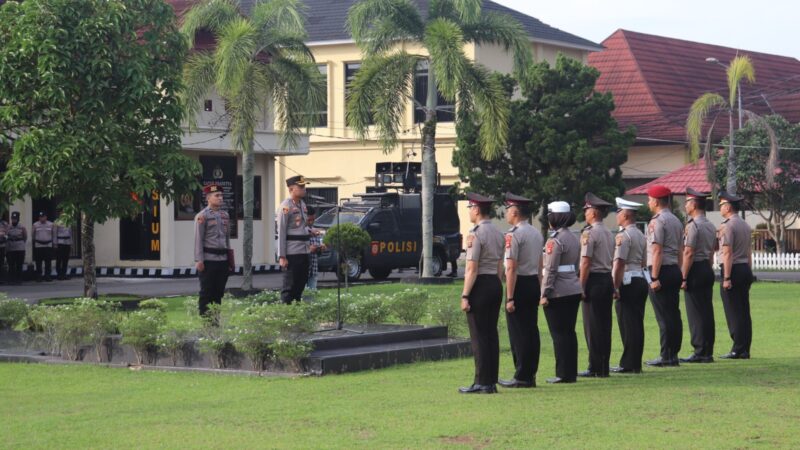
[337,257,362,282]
[428,250,445,277]
[368,267,392,280]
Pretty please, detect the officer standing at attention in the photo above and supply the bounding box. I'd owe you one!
[645,185,684,367]
[194,184,231,318]
[54,212,74,280]
[578,193,615,378]
[611,198,648,374]
[680,188,717,363]
[717,191,754,360]
[0,215,7,284]
[278,175,311,304]
[32,211,55,282]
[540,201,582,384]
[499,192,543,389]
[459,193,504,394]
[5,212,26,285]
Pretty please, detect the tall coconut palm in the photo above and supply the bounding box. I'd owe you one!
[687,55,779,195]
[346,0,531,277]
[181,0,324,290]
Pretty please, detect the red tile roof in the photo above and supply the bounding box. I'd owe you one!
[589,30,800,143]
[626,159,712,195]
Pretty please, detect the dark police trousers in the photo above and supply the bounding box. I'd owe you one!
[582,272,614,375]
[720,264,753,355]
[281,254,310,304]
[544,294,581,381]
[616,276,648,370]
[56,244,71,279]
[33,247,54,280]
[505,275,541,383]
[6,251,24,283]
[685,261,716,357]
[649,264,683,360]
[466,274,502,386]
[199,260,230,316]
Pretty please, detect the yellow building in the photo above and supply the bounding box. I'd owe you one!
[275,0,602,241]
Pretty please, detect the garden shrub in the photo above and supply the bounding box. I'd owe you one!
[120,307,166,364]
[391,288,429,324]
[347,293,392,324]
[428,295,466,337]
[157,320,198,366]
[0,297,28,330]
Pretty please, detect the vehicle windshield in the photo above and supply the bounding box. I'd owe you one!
[314,208,368,227]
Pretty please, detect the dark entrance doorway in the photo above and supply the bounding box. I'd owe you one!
[119,192,161,261]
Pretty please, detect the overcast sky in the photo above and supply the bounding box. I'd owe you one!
[496,0,799,59]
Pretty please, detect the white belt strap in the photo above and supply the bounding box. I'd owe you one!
[557,265,575,273]
[625,270,645,278]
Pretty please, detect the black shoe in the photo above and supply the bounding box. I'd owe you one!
[611,366,642,374]
[458,384,498,394]
[44,277,53,282]
[645,357,680,367]
[546,377,576,384]
[719,351,750,360]
[448,272,457,277]
[577,370,599,378]
[680,354,714,363]
[498,378,535,388]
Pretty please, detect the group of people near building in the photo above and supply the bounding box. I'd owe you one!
[0,210,73,285]
[459,185,753,394]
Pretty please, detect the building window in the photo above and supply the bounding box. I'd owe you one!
[316,64,328,127]
[345,62,373,125]
[414,60,455,123]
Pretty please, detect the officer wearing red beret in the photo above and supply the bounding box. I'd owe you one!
[645,185,685,367]
[194,183,231,319]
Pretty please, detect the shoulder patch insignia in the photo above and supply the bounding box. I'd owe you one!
[282,207,289,214]
[505,234,512,249]
[546,240,554,254]
[581,231,590,246]
[467,234,475,248]
[615,234,623,247]
[196,215,205,225]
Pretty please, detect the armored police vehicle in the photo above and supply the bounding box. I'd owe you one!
[314,162,462,280]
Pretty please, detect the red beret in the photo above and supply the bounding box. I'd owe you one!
[203,184,222,194]
[647,185,671,199]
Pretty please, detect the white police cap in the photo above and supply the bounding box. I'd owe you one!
[615,197,642,211]
[547,201,571,213]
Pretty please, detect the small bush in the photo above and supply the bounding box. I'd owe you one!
[347,293,392,324]
[0,298,28,330]
[309,292,348,324]
[138,298,168,313]
[391,288,429,324]
[270,339,312,370]
[157,321,198,366]
[428,295,466,337]
[183,297,199,317]
[247,290,281,305]
[120,308,166,365]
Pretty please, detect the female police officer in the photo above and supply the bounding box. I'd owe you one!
[459,193,504,394]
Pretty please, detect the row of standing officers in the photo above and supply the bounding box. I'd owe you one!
[458,185,753,394]
[0,211,73,284]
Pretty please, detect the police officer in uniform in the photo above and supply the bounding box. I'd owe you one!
[278,175,311,304]
[645,185,684,367]
[717,191,753,359]
[32,211,55,282]
[499,193,543,389]
[459,193,504,394]
[5,212,26,285]
[540,201,582,384]
[55,214,74,280]
[611,197,648,374]
[0,216,8,284]
[578,193,615,378]
[194,184,232,317]
[680,188,717,363]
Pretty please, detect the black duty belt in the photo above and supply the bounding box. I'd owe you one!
[286,235,311,241]
[203,247,228,255]
[8,238,23,241]
[35,240,52,244]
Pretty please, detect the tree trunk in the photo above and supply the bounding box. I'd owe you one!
[726,110,737,195]
[420,65,438,278]
[81,212,97,299]
[241,143,255,290]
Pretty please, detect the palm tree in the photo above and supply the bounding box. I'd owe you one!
[687,55,779,195]
[346,0,531,277]
[181,0,324,290]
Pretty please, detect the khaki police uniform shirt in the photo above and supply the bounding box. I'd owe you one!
[32,220,55,249]
[718,214,752,264]
[684,215,716,261]
[647,210,683,266]
[465,220,504,275]
[541,228,582,299]
[194,207,231,262]
[504,221,543,276]
[580,222,614,273]
[0,220,7,249]
[6,223,27,252]
[614,224,647,272]
[277,198,310,257]
[55,223,73,246]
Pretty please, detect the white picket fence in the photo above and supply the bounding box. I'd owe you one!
[712,252,800,271]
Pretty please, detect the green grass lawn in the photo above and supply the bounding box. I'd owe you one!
[3,283,799,449]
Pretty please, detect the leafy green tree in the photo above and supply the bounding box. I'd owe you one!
[0,0,199,297]
[453,55,634,232]
[323,223,371,290]
[687,55,779,195]
[346,0,531,277]
[715,115,800,253]
[181,0,325,291]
